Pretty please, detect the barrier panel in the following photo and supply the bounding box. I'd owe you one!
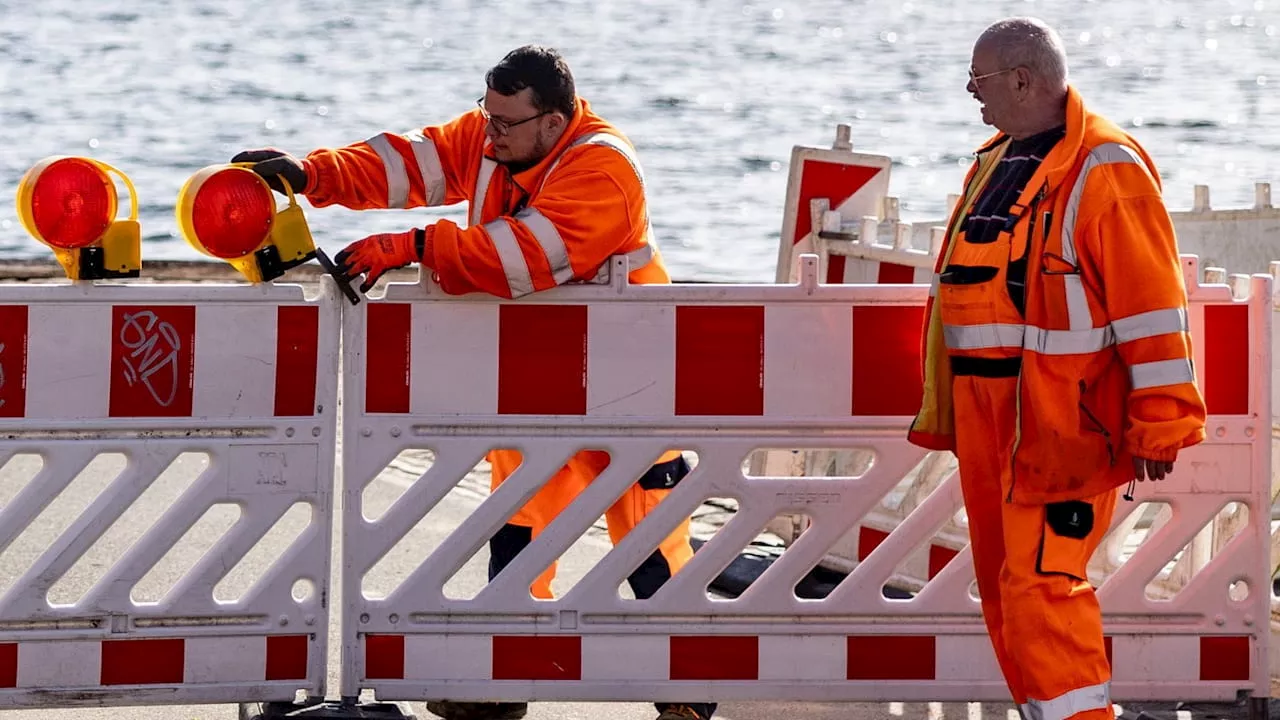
[339,255,1271,705]
[0,281,340,707]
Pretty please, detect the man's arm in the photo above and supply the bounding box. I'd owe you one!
[235,110,486,210]
[1078,159,1208,476]
[301,110,484,210]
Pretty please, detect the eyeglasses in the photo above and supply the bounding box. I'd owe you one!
[969,66,1017,84]
[476,97,546,136]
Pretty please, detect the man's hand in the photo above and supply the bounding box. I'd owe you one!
[230,149,308,195]
[335,229,422,293]
[1132,456,1175,482]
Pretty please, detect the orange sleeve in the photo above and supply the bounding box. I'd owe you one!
[425,146,643,298]
[301,110,487,210]
[1080,168,1207,462]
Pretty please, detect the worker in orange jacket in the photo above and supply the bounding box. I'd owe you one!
[909,18,1207,719]
[233,46,714,720]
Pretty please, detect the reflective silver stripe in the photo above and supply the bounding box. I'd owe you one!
[1024,325,1116,355]
[1060,143,1147,330]
[542,132,648,191]
[552,132,660,243]
[945,314,1182,357]
[1064,275,1093,331]
[483,218,534,297]
[405,131,446,206]
[1021,681,1111,720]
[1113,307,1188,343]
[622,244,653,270]
[367,133,409,209]
[943,323,1025,350]
[471,157,498,227]
[514,207,574,284]
[1131,358,1195,389]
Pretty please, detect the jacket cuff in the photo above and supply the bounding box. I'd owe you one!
[419,225,437,269]
[300,158,319,195]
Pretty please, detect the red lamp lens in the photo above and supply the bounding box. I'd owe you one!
[191,169,274,259]
[31,158,114,249]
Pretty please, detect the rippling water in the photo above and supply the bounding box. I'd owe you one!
[0,0,1277,281]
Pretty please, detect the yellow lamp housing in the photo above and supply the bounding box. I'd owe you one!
[15,156,141,281]
[176,164,317,283]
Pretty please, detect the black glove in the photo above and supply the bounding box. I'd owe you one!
[230,149,309,195]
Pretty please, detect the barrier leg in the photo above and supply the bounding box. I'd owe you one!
[239,699,417,719]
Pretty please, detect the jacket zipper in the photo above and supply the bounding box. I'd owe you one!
[1006,183,1049,504]
[1077,379,1117,465]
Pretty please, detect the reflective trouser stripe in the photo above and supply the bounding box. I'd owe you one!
[1021,681,1111,720]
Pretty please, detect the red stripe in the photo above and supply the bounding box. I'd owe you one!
[100,638,185,685]
[109,306,195,418]
[675,306,764,416]
[1203,304,1250,415]
[669,636,758,680]
[1104,636,1113,671]
[0,306,27,418]
[826,255,847,284]
[847,636,936,679]
[0,643,15,688]
[497,305,587,415]
[365,304,412,413]
[927,544,958,579]
[365,634,405,679]
[492,636,581,680]
[274,306,319,416]
[857,527,888,561]
[792,160,883,246]
[1200,636,1250,681]
[877,262,916,284]
[265,635,308,681]
[852,305,925,415]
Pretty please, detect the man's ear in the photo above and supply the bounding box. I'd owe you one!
[1015,66,1033,95]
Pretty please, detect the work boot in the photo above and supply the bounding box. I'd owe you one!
[424,700,528,720]
[656,705,711,720]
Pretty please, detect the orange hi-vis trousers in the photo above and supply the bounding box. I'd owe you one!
[954,373,1117,719]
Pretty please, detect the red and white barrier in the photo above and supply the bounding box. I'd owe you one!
[338,255,1271,706]
[0,282,340,708]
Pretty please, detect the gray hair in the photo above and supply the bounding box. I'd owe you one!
[979,17,1069,91]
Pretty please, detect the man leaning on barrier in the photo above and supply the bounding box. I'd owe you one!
[907,17,1207,720]
[231,45,715,720]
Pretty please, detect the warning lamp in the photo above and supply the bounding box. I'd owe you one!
[15,156,142,280]
[175,164,358,303]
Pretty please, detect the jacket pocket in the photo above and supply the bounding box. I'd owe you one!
[1037,499,1096,580]
[1077,380,1117,468]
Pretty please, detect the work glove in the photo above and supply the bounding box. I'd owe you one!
[230,149,309,195]
[335,228,425,293]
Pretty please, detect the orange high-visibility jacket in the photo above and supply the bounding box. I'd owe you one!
[300,97,681,504]
[300,96,670,297]
[909,86,1207,504]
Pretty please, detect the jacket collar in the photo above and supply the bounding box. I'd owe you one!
[971,85,1087,197]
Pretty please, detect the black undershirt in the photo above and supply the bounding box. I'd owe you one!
[963,126,1065,245]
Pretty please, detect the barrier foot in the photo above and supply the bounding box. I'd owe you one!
[1249,696,1270,720]
[240,698,416,720]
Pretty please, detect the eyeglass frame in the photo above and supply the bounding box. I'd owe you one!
[968,66,1018,84]
[476,97,548,136]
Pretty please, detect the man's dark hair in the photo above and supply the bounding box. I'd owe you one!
[485,45,576,117]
